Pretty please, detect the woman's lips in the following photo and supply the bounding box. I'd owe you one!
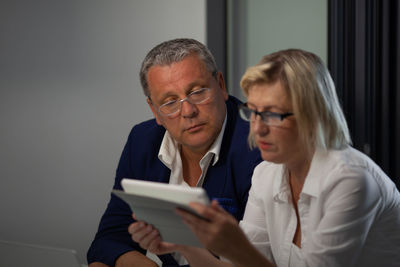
[258,141,272,150]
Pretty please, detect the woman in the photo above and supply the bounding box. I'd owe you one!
[129,49,400,267]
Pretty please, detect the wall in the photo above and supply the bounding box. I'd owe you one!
[0,0,205,264]
[227,0,327,99]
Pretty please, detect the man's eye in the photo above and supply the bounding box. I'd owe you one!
[191,90,203,95]
[190,88,208,95]
[162,99,177,106]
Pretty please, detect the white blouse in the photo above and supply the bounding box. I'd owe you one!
[240,147,400,267]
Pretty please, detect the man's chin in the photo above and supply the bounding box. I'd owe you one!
[182,137,213,152]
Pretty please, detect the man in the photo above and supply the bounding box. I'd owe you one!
[87,38,262,267]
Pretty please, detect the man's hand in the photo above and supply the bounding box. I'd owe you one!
[128,213,182,256]
[89,251,158,267]
[115,251,159,267]
[88,262,109,267]
[128,222,178,255]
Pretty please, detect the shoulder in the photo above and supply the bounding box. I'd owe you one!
[224,95,252,152]
[315,147,395,201]
[251,161,280,190]
[127,118,165,144]
[116,118,168,182]
[123,118,165,158]
[130,118,164,137]
[322,147,388,183]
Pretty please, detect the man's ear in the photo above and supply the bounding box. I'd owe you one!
[216,71,228,100]
[147,98,162,125]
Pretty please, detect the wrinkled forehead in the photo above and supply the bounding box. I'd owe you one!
[146,55,215,99]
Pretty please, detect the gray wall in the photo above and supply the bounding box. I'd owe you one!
[0,0,327,264]
[0,0,205,264]
[227,0,327,99]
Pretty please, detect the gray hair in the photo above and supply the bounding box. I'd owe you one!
[140,38,218,97]
[241,49,351,151]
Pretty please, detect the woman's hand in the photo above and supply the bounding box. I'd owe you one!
[128,214,180,255]
[176,200,249,259]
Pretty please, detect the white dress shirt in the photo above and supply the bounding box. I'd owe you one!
[151,115,227,265]
[158,115,226,188]
[240,146,400,267]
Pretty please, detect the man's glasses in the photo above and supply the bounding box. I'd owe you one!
[155,87,212,117]
[239,103,293,126]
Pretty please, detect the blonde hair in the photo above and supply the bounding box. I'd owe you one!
[240,49,351,151]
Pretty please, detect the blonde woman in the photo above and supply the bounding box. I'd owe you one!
[129,49,400,267]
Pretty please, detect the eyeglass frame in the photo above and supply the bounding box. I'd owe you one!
[149,87,212,117]
[238,103,293,126]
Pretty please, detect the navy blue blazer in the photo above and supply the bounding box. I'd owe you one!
[87,96,262,266]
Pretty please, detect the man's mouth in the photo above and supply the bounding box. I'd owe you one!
[185,123,205,133]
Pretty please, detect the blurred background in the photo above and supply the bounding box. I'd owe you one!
[0,0,398,265]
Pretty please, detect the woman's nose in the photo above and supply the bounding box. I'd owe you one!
[252,115,269,135]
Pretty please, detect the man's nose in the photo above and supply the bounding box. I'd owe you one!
[180,99,197,117]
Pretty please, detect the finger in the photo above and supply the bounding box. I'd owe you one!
[128,221,146,235]
[188,203,221,221]
[146,234,164,252]
[211,199,221,210]
[176,208,207,225]
[176,209,213,236]
[139,226,160,249]
[132,213,137,220]
[130,223,154,243]
[151,240,181,255]
[188,202,208,214]
[210,199,229,215]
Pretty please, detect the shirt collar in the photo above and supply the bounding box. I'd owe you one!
[207,114,227,166]
[272,148,328,202]
[301,148,329,198]
[158,114,227,169]
[272,166,291,203]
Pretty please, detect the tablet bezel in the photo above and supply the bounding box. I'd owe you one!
[121,179,210,206]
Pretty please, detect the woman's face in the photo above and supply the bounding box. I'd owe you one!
[248,81,304,166]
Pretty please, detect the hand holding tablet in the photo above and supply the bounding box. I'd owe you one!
[112,179,210,247]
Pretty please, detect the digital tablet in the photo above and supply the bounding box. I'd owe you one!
[112,179,210,247]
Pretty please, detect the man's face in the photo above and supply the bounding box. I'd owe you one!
[146,54,228,154]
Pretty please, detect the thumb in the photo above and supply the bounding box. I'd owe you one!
[211,199,227,213]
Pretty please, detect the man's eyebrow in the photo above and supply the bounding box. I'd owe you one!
[184,79,209,92]
[158,91,178,102]
[156,78,209,101]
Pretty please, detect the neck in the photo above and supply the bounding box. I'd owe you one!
[180,145,207,163]
[180,145,206,186]
[286,147,314,193]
